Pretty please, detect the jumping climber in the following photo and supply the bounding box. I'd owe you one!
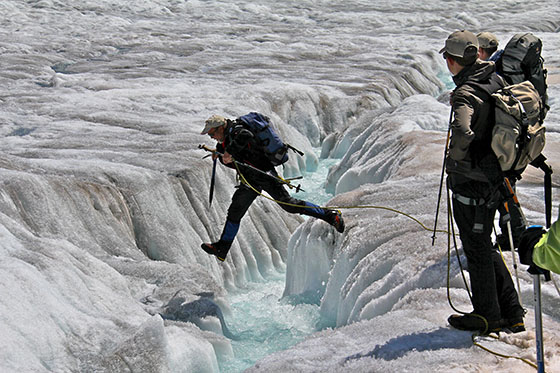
[200,114,345,261]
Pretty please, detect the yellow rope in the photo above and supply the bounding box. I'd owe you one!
[472,334,538,369]
[494,229,514,278]
[234,162,449,235]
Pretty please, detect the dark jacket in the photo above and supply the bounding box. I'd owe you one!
[216,119,275,173]
[446,60,505,185]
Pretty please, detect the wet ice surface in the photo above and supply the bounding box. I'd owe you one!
[1,0,560,372]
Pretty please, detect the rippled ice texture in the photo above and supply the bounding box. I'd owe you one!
[1,0,560,372]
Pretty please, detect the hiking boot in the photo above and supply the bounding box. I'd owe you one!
[448,313,501,334]
[501,316,525,333]
[326,210,345,233]
[201,241,230,262]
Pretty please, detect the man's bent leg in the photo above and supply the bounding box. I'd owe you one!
[221,185,259,243]
[202,185,259,261]
[264,182,344,232]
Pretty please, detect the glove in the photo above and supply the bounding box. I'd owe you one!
[527,264,551,280]
[518,226,547,266]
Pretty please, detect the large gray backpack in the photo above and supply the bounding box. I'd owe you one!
[491,80,545,173]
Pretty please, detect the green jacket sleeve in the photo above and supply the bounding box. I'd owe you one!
[533,219,560,274]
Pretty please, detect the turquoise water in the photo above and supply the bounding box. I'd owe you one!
[438,68,455,91]
[219,152,338,372]
[292,152,339,208]
[219,275,321,372]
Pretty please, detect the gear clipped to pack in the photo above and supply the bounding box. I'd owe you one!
[237,112,303,166]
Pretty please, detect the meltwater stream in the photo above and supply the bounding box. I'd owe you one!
[220,275,320,372]
[219,152,337,372]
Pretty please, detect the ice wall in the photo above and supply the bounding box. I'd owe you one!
[283,94,458,326]
[0,154,288,371]
[0,69,444,370]
[0,68,440,370]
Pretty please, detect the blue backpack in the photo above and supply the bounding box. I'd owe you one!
[238,112,302,166]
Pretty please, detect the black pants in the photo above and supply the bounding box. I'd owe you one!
[221,169,329,243]
[450,177,524,321]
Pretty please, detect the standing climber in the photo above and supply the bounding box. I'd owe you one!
[440,30,525,333]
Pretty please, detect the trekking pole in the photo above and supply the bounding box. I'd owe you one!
[503,178,523,307]
[533,197,555,373]
[531,177,553,373]
[198,144,305,192]
[504,200,523,308]
[544,165,552,229]
[209,157,217,207]
[534,273,545,373]
[432,112,453,246]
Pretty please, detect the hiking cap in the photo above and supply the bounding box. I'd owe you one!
[201,115,227,134]
[439,30,479,58]
[477,32,499,48]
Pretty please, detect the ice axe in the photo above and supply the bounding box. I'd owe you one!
[198,144,219,207]
[209,157,217,207]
